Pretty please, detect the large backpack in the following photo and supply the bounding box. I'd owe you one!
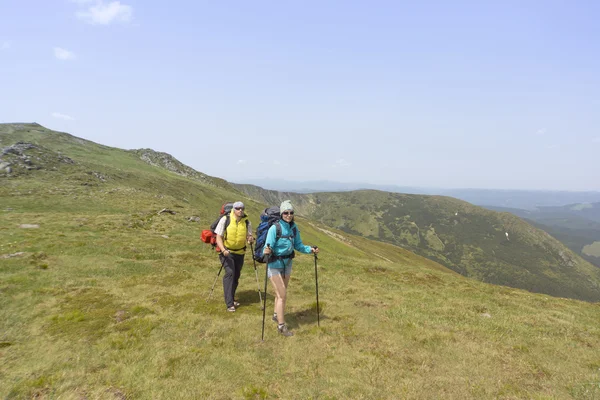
[253,206,297,263]
[201,202,236,252]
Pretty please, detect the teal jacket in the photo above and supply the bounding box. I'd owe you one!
[262,219,312,269]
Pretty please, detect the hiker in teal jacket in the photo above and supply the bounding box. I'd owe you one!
[262,200,319,336]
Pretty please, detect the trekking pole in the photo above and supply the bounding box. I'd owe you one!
[206,264,224,303]
[249,242,263,308]
[261,244,270,341]
[313,246,320,327]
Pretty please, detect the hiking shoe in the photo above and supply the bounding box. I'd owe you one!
[233,301,240,307]
[278,324,294,337]
[227,306,236,312]
[272,314,278,323]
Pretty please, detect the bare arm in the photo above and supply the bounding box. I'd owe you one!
[214,216,230,256]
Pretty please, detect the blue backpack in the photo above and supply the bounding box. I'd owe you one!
[253,206,297,263]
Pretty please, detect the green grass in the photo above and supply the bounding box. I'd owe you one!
[2,204,600,398]
[2,123,600,399]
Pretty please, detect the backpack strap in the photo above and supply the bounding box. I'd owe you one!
[272,222,296,267]
[222,215,231,240]
[273,223,296,278]
[275,222,296,240]
[270,253,295,261]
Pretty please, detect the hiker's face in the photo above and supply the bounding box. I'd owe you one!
[234,207,244,217]
[282,210,294,222]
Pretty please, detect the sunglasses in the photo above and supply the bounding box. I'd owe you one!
[282,211,294,216]
[234,207,244,211]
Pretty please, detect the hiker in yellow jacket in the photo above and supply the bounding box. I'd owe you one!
[215,201,254,312]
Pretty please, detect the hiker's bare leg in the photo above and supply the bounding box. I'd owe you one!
[280,274,290,322]
[270,274,288,324]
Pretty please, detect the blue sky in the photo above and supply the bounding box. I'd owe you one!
[1,1,599,191]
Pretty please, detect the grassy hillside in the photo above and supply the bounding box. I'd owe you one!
[485,205,600,268]
[235,184,600,302]
[2,124,600,399]
[527,221,600,268]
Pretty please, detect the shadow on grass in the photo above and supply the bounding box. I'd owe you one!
[235,289,272,309]
[286,307,327,329]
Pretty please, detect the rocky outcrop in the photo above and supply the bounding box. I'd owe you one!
[130,148,231,188]
[0,142,75,175]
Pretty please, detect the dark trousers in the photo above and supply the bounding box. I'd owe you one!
[220,253,245,308]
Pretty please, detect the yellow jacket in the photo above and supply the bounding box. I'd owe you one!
[223,210,248,255]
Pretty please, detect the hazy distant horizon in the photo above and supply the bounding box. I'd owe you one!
[234,178,600,210]
[234,177,600,194]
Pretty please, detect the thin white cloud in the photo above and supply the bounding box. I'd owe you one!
[592,137,600,143]
[536,128,546,136]
[273,160,281,165]
[52,112,75,121]
[333,159,351,168]
[547,144,559,150]
[1,41,11,50]
[76,1,133,25]
[237,159,246,165]
[54,47,76,60]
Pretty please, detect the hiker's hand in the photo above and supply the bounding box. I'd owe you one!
[247,235,254,244]
[311,246,319,254]
[264,246,272,255]
[223,249,231,257]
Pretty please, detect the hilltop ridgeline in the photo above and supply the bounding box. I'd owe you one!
[0,123,231,190]
[129,148,229,188]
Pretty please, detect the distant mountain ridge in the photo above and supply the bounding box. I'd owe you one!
[238,178,600,210]
[234,183,600,302]
[485,203,600,226]
[536,202,600,223]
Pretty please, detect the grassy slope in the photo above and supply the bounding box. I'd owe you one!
[526,220,600,268]
[484,205,600,268]
[235,184,600,302]
[2,124,600,399]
